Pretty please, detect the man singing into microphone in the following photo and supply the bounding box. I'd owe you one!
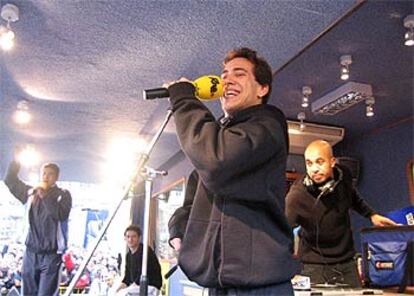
[4,155,72,296]
[164,47,300,295]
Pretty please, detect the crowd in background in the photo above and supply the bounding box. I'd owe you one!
[0,242,23,294]
[0,241,121,295]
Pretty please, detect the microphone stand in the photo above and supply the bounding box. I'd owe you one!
[139,166,167,296]
[63,109,173,296]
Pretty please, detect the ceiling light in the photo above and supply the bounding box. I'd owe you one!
[0,3,19,51]
[13,100,31,125]
[301,86,312,108]
[403,15,414,46]
[102,137,147,185]
[312,81,373,116]
[339,55,352,81]
[365,97,375,117]
[297,112,306,130]
[18,145,40,168]
[0,25,14,50]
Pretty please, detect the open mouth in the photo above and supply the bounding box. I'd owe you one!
[224,89,240,99]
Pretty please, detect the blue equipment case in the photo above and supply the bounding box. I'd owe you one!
[385,206,414,225]
[360,225,414,293]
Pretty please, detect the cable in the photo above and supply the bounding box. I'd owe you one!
[313,189,345,286]
[314,205,330,284]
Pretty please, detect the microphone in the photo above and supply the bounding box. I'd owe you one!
[164,264,178,279]
[33,181,49,193]
[143,75,223,100]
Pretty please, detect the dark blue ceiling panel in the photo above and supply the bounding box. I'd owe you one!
[272,1,413,139]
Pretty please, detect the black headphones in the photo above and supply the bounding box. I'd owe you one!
[304,166,343,197]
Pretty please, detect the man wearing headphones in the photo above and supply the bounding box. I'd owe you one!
[285,140,396,287]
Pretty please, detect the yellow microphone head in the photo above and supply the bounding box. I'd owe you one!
[193,75,223,100]
[37,181,49,191]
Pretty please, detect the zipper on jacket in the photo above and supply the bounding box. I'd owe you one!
[218,195,225,287]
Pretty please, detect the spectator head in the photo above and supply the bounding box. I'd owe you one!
[123,225,141,251]
[41,163,60,188]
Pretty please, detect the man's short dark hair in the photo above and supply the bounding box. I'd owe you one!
[223,47,273,104]
[124,224,142,237]
[42,163,60,178]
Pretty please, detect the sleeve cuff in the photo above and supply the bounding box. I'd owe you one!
[168,81,196,104]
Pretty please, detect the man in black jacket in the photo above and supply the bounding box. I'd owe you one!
[165,48,300,295]
[115,225,162,295]
[285,140,397,287]
[4,159,72,296]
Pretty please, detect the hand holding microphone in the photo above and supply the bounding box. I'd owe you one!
[143,75,223,100]
[32,181,49,201]
[36,181,49,195]
[164,237,182,279]
[37,181,49,191]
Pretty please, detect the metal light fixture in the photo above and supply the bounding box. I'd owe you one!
[0,3,19,51]
[365,97,375,117]
[403,15,414,47]
[312,81,373,116]
[339,55,352,81]
[301,86,312,108]
[297,112,306,131]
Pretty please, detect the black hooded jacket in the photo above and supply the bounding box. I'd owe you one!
[4,161,72,254]
[167,82,300,288]
[285,165,376,264]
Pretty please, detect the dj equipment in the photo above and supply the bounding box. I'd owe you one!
[361,225,414,293]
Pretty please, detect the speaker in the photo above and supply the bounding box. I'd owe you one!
[336,157,359,185]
